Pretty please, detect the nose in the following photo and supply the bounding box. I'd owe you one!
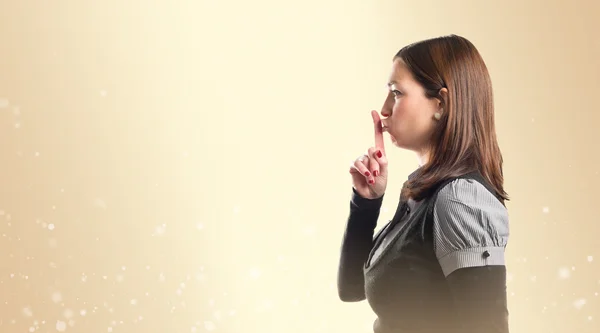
[380,94,393,118]
[380,107,391,118]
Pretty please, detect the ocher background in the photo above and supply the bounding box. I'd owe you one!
[0,0,598,332]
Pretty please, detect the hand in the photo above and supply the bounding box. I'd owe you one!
[349,110,389,199]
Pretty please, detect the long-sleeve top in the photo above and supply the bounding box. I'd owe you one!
[337,170,510,333]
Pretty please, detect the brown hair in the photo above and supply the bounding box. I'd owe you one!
[395,35,509,204]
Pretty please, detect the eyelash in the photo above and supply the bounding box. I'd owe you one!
[391,90,402,97]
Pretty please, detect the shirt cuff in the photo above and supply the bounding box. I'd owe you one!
[438,246,506,277]
[350,187,384,211]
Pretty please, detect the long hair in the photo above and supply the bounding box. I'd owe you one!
[395,35,509,204]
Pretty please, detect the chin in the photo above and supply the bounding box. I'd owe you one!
[389,134,405,148]
[390,135,410,150]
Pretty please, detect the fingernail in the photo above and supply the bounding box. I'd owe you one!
[376,150,382,158]
[373,170,379,177]
[368,179,375,184]
[365,171,371,177]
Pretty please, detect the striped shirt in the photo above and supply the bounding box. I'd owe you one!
[369,177,509,277]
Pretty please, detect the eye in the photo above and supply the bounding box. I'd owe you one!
[391,90,402,97]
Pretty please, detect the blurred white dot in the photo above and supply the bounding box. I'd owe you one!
[588,256,593,262]
[196,223,204,231]
[52,291,63,303]
[108,327,113,332]
[542,207,549,213]
[249,267,261,279]
[573,298,586,309]
[558,267,571,279]
[34,152,40,157]
[94,198,107,209]
[589,316,593,321]
[530,276,537,282]
[0,98,9,108]
[130,299,137,305]
[56,320,67,332]
[48,224,55,231]
[80,309,87,316]
[233,206,241,214]
[100,90,107,97]
[14,122,21,129]
[121,266,126,271]
[204,321,216,331]
[29,327,35,332]
[22,307,33,317]
[153,224,166,236]
[63,308,74,319]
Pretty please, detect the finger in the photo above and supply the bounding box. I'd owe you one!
[352,156,374,184]
[367,147,380,177]
[371,110,386,153]
[370,146,388,174]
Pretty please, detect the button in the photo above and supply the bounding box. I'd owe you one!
[482,250,490,259]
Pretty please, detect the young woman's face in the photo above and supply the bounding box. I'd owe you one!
[380,59,442,155]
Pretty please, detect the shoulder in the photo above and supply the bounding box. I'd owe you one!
[435,177,506,213]
[431,178,509,277]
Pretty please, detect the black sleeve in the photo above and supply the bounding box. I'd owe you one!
[445,265,510,333]
[336,188,383,302]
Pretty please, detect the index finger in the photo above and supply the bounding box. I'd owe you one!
[371,110,385,152]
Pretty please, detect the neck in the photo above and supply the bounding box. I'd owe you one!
[416,149,430,166]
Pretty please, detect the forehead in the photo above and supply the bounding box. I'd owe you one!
[387,59,412,86]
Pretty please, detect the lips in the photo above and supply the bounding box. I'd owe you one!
[380,120,389,132]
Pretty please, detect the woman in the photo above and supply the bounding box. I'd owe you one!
[338,35,510,333]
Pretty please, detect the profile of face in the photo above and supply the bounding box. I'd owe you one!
[380,59,446,157]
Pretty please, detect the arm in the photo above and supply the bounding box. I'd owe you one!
[337,188,383,302]
[433,179,510,333]
[446,266,509,333]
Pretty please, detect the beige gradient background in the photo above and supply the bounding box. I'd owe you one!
[1,0,599,332]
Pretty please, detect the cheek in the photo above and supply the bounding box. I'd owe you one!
[391,99,431,136]
[391,99,416,125]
